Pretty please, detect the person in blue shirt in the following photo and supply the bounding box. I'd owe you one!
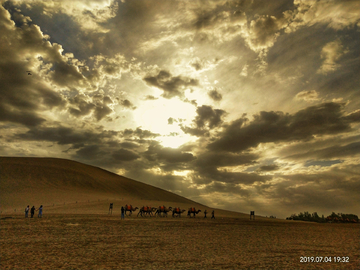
[38,205,43,218]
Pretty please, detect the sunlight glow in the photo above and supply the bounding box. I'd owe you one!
[159,134,194,148]
[133,97,197,147]
[173,170,192,176]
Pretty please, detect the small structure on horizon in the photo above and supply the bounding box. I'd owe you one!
[250,211,255,220]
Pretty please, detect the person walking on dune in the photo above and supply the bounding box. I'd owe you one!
[204,210,207,218]
[25,205,29,218]
[30,206,35,218]
[121,206,125,220]
[211,210,215,219]
[37,205,43,218]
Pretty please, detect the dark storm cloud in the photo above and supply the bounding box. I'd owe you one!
[180,126,208,137]
[209,102,357,153]
[144,144,196,164]
[76,144,104,160]
[143,95,158,100]
[112,148,140,161]
[68,95,95,117]
[0,5,88,127]
[143,70,198,99]
[0,105,45,127]
[93,105,113,121]
[258,164,279,172]
[14,125,114,145]
[183,151,261,187]
[119,142,139,149]
[120,99,136,110]
[50,61,85,87]
[167,117,177,125]
[195,152,257,170]
[191,168,269,186]
[181,105,226,137]
[68,94,115,121]
[122,127,160,139]
[194,105,226,128]
[207,89,222,101]
[287,141,360,161]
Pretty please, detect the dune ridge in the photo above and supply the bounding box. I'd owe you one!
[3,157,227,215]
[0,157,203,210]
[0,157,259,219]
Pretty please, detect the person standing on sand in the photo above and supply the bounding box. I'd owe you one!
[204,210,207,218]
[25,205,29,218]
[211,210,215,219]
[121,206,125,220]
[38,205,43,218]
[30,206,35,218]
[109,203,113,215]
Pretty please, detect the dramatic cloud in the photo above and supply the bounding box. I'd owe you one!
[121,127,160,139]
[119,99,136,110]
[247,15,286,52]
[181,105,226,137]
[209,102,358,153]
[112,148,140,162]
[143,70,198,99]
[207,88,222,101]
[0,5,66,127]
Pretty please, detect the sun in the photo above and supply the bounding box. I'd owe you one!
[133,97,196,148]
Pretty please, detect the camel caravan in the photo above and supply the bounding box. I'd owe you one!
[121,205,208,218]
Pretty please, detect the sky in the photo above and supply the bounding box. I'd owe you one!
[1,0,359,218]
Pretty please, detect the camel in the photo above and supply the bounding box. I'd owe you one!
[172,207,186,217]
[155,206,172,217]
[137,206,157,217]
[187,207,201,217]
[124,205,138,216]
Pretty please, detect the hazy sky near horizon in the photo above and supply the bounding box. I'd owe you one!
[1,0,360,218]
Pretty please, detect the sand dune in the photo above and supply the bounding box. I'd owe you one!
[0,157,254,219]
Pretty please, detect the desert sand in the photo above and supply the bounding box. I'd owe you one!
[1,157,359,269]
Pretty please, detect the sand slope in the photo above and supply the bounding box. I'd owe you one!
[0,157,255,218]
[0,157,199,212]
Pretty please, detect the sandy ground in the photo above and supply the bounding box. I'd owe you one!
[2,157,359,269]
[1,214,359,270]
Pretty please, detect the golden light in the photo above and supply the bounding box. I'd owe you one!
[133,97,197,148]
[159,134,194,148]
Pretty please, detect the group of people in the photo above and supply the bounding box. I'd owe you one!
[24,205,43,218]
[109,204,125,220]
[203,209,215,219]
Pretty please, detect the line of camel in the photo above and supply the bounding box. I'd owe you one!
[123,205,205,218]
